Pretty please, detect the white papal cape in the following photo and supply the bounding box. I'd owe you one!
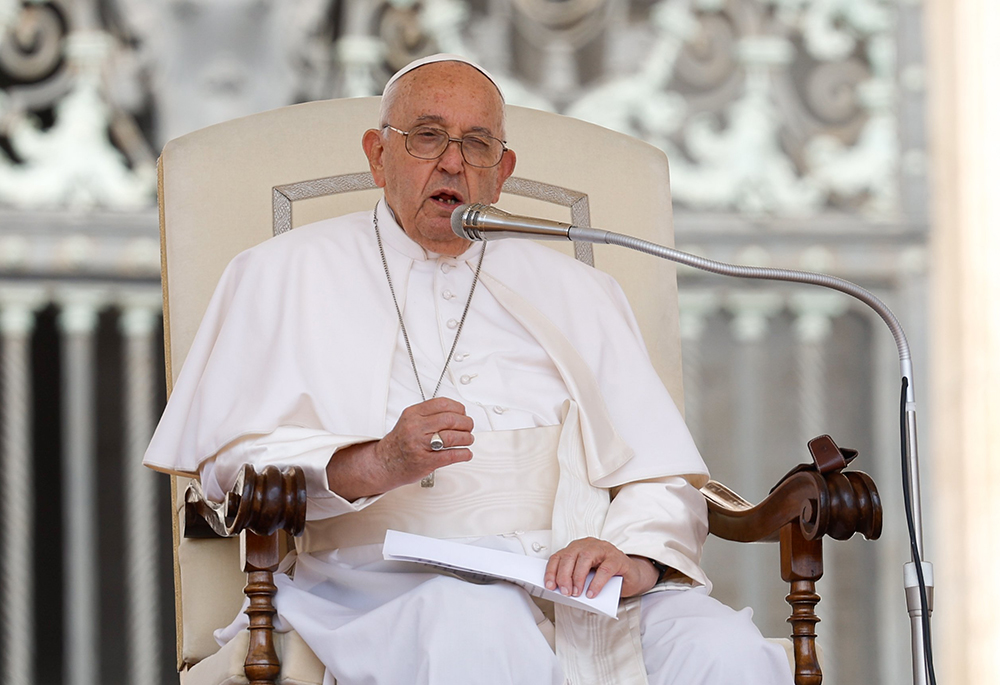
[144,200,716,684]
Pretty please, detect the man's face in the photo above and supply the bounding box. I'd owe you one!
[362,62,516,256]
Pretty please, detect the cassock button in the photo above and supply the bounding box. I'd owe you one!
[455,352,470,362]
[441,263,453,273]
[531,542,546,553]
[493,406,506,414]
[446,319,458,329]
[460,374,477,385]
[442,290,455,300]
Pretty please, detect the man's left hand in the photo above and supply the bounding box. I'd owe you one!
[544,537,661,599]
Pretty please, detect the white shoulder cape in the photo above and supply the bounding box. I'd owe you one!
[144,206,708,488]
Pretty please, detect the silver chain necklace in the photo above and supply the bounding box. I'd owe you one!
[373,205,486,487]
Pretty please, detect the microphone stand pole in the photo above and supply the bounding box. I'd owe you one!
[562,225,935,685]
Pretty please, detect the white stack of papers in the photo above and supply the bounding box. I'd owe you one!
[383,530,621,619]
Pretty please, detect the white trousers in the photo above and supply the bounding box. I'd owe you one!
[639,587,793,685]
[217,559,793,685]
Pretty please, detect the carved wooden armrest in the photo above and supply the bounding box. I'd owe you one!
[184,465,307,685]
[701,435,882,685]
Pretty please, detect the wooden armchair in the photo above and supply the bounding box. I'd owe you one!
[155,96,882,684]
[183,432,880,685]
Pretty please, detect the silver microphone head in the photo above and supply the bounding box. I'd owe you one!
[450,203,512,240]
[450,204,474,240]
[450,203,572,241]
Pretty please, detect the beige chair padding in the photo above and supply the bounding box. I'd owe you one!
[181,630,324,685]
[160,96,685,678]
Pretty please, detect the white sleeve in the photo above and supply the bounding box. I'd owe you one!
[198,426,386,521]
[601,475,710,587]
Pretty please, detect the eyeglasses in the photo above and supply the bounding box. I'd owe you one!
[384,124,507,168]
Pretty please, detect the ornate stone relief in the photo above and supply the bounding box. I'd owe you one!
[0,0,340,212]
[110,0,338,143]
[341,0,905,218]
[0,0,153,210]
[0,0,910,221]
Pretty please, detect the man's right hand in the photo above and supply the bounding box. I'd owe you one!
[326,398,474,500]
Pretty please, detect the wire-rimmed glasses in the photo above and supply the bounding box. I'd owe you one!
[384,124,507,168]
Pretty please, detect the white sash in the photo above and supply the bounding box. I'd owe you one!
[480,272,650,685]
[297,425,560,552]
[552,403,649,685]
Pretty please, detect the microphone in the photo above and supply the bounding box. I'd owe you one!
[451,204,909,363]
[453,201,935,685]
[451,203,574,241]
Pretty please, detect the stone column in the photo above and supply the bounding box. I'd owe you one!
[790,292,848,447]
[119,295,163,685]
[0,287,45,685]
[678,290,719,443]
[58,293,103,685]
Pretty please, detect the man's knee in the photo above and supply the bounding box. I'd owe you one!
[407,576,551,655]
[640,589,793,684]
[402,577,562,683]
[414,576,535,627]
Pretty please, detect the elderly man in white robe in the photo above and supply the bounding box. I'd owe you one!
[144,54,793,685]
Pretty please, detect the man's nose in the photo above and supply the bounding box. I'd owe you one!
[437,139,465,173]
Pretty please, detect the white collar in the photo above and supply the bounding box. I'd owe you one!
[376,197,484,264]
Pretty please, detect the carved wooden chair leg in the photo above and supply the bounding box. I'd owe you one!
[183,465,306,680]
[781,523,824,685]
[242,530,281,685]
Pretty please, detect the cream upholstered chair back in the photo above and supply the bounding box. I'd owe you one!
[158,97,685,675]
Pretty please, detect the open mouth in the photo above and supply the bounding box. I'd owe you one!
[430,189,464,206]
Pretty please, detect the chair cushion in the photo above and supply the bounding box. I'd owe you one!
[181,629,324,685]
[175,477,247,665]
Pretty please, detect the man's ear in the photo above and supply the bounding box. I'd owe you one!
[491,149,517,203]
[362,129,387,188]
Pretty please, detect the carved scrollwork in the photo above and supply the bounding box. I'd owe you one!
[802,58,870,128]
[0,0,910,218]
[702,434,881,684]
[184,464,307,539]
[0,1,67,84]
[184,464,307,685]
[511,0,608,59]
[512,0,604,30]
[377,2,434,73]
[703,434,882,545]
[674,12,739,95]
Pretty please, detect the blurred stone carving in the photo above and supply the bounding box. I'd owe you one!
[665,34,826,214]
[0,0,74,114]
[419,0,554,110]
[565,0,900,216]
[0,1,64,82]
[382,1,432,70]
[323,0,902,217]
[0,3,153,210]
[110,0,337,143]
[0,0,909,217]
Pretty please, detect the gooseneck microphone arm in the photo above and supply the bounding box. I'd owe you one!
[453,202,935,685]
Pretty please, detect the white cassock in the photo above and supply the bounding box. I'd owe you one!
[145,199,792,685]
